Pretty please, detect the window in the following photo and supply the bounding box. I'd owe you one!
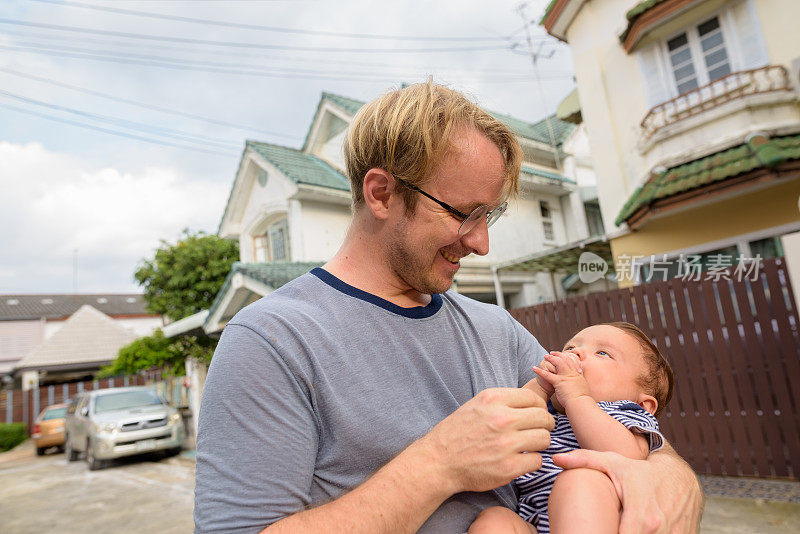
[540,201,555,242]
[254,218,290,263]
[749,236,783,259]
[666,16,731,96]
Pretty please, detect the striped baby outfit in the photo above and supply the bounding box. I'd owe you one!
[514,400,665,533]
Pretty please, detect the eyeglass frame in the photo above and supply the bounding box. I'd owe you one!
[394,176,507,236]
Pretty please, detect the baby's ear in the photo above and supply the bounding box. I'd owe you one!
[638,394,658,416]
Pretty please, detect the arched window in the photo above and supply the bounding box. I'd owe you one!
[253,218,290,262]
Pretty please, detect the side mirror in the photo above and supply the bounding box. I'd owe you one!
[80,406,89,417]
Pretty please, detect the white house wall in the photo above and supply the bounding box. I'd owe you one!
[565,0,799,233]
[238,159,298,262]
[298,200,351,261]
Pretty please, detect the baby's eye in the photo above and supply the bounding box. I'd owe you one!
[563,345,574,351]
[597,350,611,357]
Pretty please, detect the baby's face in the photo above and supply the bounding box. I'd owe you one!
[562,325,649,405]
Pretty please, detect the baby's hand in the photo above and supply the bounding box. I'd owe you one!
[534,359,557,396]
[533,351,592,407]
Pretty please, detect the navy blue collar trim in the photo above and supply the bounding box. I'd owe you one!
[310,267,443,319]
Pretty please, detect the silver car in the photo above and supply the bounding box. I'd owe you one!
[64,386,185,470]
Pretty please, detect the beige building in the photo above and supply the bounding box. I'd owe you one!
[543,0,800,285]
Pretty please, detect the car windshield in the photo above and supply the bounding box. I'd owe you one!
[42,407,67,420]
[94,390,164,414]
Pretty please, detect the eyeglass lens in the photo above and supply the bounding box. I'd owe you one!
[458,202,507,236]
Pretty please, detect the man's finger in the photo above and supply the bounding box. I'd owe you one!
[478,386,546,409]
[512,406,555,432]
[553,449,617,474]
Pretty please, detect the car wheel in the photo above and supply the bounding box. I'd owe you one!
[65,435,79,462]
[163,447,182,458]
[36,447,45,456]
[86,439,104,471]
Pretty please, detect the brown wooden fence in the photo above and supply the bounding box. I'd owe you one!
[509,257,800,480]
[0,369,189,433]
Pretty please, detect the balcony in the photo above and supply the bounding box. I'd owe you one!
[640,65,794,142]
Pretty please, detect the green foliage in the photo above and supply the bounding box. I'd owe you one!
[100,330,217,378]
[0,423,27,452]
[135,229,239,322]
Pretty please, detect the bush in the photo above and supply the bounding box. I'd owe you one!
[0,423,27,452]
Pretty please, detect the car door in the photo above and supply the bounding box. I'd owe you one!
[71,395,90,451]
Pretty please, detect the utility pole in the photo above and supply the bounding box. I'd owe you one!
[73,249,78,294]
[516,1,563,173]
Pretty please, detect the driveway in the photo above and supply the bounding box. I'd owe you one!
[0,440,194,534]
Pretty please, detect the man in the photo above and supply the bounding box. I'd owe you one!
[194,82,702,533]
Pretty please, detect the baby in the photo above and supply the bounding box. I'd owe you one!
[469,322,674,534]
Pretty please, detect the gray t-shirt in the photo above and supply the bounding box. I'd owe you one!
[194,268,546,533]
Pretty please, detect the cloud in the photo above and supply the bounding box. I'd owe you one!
[0,142,228,292]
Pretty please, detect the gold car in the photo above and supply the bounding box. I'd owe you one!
[32,403,68,455]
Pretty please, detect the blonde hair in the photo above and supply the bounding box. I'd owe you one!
[343,80,522,212]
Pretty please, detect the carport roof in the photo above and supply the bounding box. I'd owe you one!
[497,235,614,274]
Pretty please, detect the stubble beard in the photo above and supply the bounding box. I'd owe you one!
[386,219,455,296]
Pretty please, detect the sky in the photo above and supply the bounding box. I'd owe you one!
[0,0,577,294]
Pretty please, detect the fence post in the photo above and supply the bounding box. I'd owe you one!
[5,390,11,423]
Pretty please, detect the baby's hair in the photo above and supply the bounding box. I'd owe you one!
[600,322,674,416]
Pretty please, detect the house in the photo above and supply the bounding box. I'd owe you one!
[11,305,141,390]
[0,293,162,388]
[195,89,602,336]
[542,0,800,284]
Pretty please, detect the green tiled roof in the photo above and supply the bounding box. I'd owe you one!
[489,112,574,146]
[619,0,670,43]
[322,92,364,116]
[318,92,574,146]
[540,0,559,25]
[521,165,575,184]
[615,134,800,226]
[206,261,324,322]
[247,140,350,191]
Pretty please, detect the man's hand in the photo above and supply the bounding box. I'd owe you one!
[534,351,592,408]
[413,387,555,495]
[553,447,704,533]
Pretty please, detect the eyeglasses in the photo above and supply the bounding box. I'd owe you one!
[395,177,508,237]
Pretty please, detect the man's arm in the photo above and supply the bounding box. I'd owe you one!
[554,439,704,533]
[265,386,555,533]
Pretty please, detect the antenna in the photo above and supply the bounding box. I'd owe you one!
[73,249,78,293]
[515,2,563,172]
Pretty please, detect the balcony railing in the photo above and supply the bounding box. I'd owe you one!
[640,65,792,141]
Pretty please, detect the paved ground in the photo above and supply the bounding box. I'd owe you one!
[2,440,799,533]
[0,440,195,534]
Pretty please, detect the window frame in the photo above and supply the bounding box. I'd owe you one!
[660,10,738,98]
[252,217,290,263]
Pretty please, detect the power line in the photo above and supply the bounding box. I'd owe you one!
[32,0,511,42]
[0,66,302,140]
[0,19,512,53]
[0,89,240,149]
[0,102,235,157]
[0,29,562,75]
[0,43,573,83]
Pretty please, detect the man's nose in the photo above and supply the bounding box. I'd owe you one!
[459,218,490,256]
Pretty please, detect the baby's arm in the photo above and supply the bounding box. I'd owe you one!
[535,352,649,460]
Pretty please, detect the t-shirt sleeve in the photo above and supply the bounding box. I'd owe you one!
[510,314,547,387]
[598,400,665,453]
[194,322,318,533]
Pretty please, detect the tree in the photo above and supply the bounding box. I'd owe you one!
[100,329,216,378]
[135,230,239,322]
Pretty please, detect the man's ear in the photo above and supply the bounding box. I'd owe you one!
[637,393,658,416]
[363,168,394,221]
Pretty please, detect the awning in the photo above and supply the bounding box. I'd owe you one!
[497,235,614,274]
